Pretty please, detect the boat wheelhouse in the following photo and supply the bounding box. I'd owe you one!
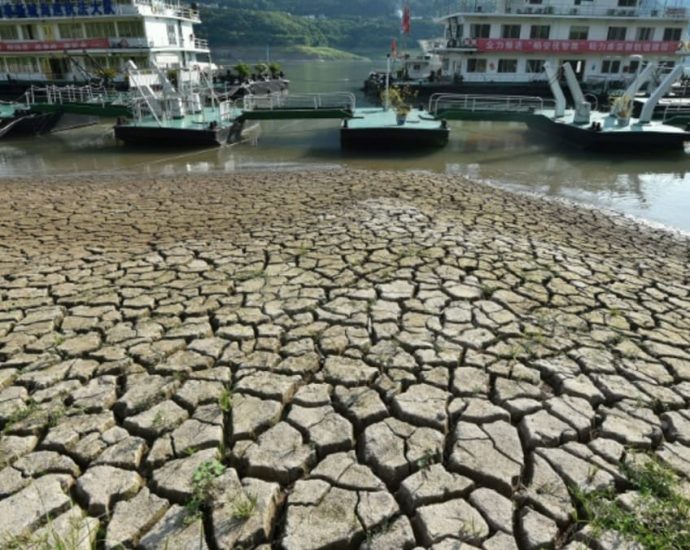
[434,0,690,95]
[0,0,211,96]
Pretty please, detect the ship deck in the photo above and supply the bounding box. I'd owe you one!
[341,108,449,149]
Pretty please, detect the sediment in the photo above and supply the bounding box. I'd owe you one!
[0,170,689,549]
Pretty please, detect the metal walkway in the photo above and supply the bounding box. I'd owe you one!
[25,85,132,117]
[238,92,356,121]
[428,93,554,122]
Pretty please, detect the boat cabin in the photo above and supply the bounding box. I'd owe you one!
[434,0,689,91]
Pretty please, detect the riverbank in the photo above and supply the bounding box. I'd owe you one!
[1,170,689,548]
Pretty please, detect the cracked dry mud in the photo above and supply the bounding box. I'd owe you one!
[0,170,689,549]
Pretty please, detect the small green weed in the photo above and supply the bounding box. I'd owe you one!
[572,455,690,549]
[218,388,233,413]
[231,493,258,520]
[185,459,226,522]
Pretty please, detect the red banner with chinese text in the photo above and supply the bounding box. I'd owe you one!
[471,39,682,55]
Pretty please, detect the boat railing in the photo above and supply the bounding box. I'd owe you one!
[24,84,123,107]
[428,93,553,115]
[661,103,690,123]
[454,1,686,19]
[243,92,356,112]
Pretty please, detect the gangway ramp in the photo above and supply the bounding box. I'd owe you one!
[25,85,132,117]
[239,92,355,121]
[429,94,554,122]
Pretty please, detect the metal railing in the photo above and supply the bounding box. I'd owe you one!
[662,102,690,122]
[24,84,126,106]
[454,0,687,19]
[428,93,554,115]
[243,92,356,112]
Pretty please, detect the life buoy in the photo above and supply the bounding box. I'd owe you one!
[489,62,496,70]
[462,38,472,47]
[192,64,200,71]
[678,40,686,52]
[119,38,128,48]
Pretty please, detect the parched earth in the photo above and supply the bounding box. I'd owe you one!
[0,170,689,549]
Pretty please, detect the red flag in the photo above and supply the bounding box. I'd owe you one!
[402,4,411,34]
[391,38,398,57]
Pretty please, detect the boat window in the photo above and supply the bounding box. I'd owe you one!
[663,28,682,41]
[21,25,35,40]
[569,26,589,40]
[526,59,545,73]
[5,57,33,73]
[601,60,621,74]
[617,0,637,6]
[606,27,627,41]
[117,21,144,38]
[530,25,550,40]
[470,24,490,39]
[501,24,520,39]
[0,25,19,40]
[85,22,116,39]
[466,58,487,73]
[167,23,177,46]
[636,27,654,41]
[497,59,518,73]
[58,22,85,39]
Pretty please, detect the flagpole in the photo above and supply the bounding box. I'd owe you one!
[385,54,391,111]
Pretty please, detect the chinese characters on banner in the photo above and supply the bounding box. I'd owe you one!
[471,38,682,54]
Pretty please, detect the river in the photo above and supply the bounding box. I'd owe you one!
[1,59,690,234]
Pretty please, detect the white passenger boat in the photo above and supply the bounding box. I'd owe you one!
[0,0,211,97]
[366,0,690,99]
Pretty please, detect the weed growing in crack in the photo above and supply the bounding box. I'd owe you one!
[416,449,438,470]
[151,410,166,431]
[231,493,258,521]
[572,455,690,549]
[218,387,233,413]
[185,459,226,523]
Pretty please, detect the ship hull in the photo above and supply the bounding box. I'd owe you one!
[526,115,690,152]
[114,123,234,147]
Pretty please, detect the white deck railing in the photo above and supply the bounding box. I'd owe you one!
[24,84,125,106]
[454,1,686,19]
[243,92,356,112]
[428,93,554,115]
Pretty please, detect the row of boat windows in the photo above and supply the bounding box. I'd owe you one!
[2,54,147,72]
[450,24,684,42]
[0,20,143,39]
[462,58,674,74]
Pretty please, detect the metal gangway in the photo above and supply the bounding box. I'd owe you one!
[239,92,356,120]
[23,84,131,117]
[428,93,555,121]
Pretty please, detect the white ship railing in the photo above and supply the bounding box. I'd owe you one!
[454,1,687,19]
[24,84,126,106]
[243,92,356,112]
[661,102,690,123]
[428,93,554,115]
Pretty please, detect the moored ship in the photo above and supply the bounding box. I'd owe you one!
[365,0,690,100]
[0,0,211,98]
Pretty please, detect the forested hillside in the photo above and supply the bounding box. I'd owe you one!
[195,1,451,57]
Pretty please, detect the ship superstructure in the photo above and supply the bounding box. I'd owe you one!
[434,0,690,92]
[0,0,211,94]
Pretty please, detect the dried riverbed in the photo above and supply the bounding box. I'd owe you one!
[0,170,689,548]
